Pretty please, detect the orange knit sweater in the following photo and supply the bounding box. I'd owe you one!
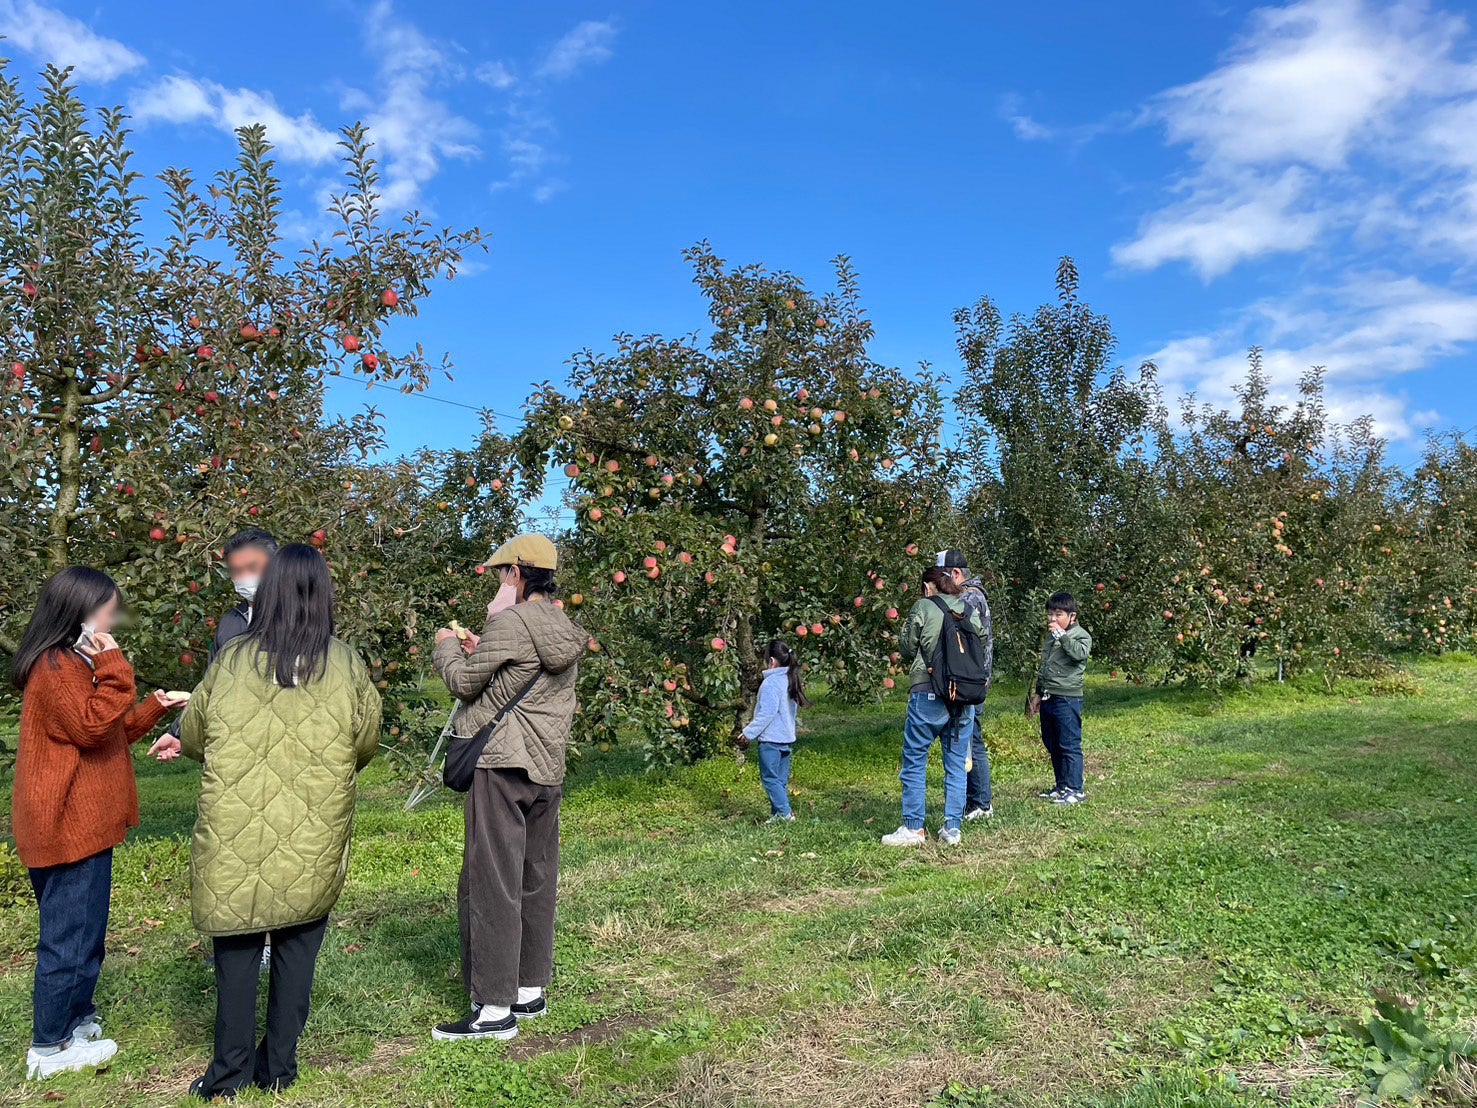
[11,648,170,869]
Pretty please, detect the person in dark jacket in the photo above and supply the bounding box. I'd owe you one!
[937,551,994,820]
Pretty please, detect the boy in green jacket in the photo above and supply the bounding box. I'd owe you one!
[1026,591,1092,805]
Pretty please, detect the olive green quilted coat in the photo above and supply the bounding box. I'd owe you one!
[179,638,382,936]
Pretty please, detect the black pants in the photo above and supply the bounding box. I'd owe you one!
[459,767,561,1006]
[197,916,328,1097]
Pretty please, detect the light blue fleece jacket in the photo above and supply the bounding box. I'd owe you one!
[742,667,799,745]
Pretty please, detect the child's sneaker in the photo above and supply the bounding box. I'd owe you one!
[1052,789,1086,805]
[764,813,796,824]
[963,805,993,821]
[880,825,926,847]
[26,1037,118,1080]
[70,1015,103,1043]
[1037,786,1066,800]
[937,827,962,846]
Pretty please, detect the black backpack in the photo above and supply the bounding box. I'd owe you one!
[926,596,989,714]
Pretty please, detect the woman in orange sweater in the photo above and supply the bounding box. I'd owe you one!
[9,568,187,1080]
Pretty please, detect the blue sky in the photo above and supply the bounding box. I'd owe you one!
[5,0,1477,465]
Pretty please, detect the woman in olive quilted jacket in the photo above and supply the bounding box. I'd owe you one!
[165,544,381,1100]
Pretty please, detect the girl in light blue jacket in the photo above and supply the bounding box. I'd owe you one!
[743,640,809,822]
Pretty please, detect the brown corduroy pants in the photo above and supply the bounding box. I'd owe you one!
[458,767,562,1006]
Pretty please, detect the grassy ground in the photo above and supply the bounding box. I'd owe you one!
[1,659,1476,1107]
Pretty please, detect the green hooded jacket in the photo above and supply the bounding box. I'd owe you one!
[179,638,382,936]
[899,594,984,693]
[1035,623,1093,698]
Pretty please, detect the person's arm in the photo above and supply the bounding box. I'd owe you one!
[351,663,383,771]
[1059,626,1092,662]
[433,611,522,701]
[899,601,928,663]
[743,678,781,741]
[48,649,138,750]
[978,595,994,689]
[122,693,171,744]
[179,664,216,763]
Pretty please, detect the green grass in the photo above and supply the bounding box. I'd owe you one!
[2,660,1476,1107]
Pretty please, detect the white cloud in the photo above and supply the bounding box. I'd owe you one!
[537,20,616,79]
[998,94,1054,141]
[0,0,144,81]
[1112,168,1324,278]
[348,2,480,209]
[1114,0,1477,278]
[133,75,340,164]
[476,61,517,90]
[1145,276,1477,440]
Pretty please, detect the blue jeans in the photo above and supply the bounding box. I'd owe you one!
[966,711,993,810]
[901,693,973,831]
[1040,695,1084,792]
[29,849,113,1048]
[758,743,793,817]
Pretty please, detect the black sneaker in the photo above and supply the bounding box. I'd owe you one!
[1037,786,1065,800]
[431,1010,519,1041]
[1052,789,1087,806]
[512,995,547,1019]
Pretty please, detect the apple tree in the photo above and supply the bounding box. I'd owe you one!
[484,245,957,762]
[1400,432,1477,654]
[953,258,1174,682]
[0,63,504,701]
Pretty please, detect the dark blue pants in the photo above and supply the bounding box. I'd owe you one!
[29,848,113,1048]
[965,711,993,810]
[757,743,793,817]
[1040,695,1084,792]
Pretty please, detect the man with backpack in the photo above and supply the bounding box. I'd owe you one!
[881,565,988,847]
[937,551,994,820]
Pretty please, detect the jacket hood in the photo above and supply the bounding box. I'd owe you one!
[519,601,587,674]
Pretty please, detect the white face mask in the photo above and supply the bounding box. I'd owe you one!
[75,620,98,649]
[233,576,260,603]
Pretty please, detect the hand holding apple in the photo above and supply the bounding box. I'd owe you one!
[154,688,191,708]
[434,627,457,644]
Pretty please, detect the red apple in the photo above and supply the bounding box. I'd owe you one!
[490,478,504,491]
[248,505,259,516]
[796,625,809,637]
[678,551,693,564]
[361,353,379,371]
[239,324,261,341]
[810,623,824,636]
[474,565,486,576]
[22,281,37,298]
[381,288,399,307]
[188,580,201,594]
[180,651,196,666]
[883,677,895,689]
[704,571,716,584]
[739,397,754,410]
[196,345,214,360]
[565,464,581,478]
[646,567,661,580]
[149,526,166,542]
[589,508,604,522]
[643,556,658,569]
[710,637,727,651]
[341,335,361,353]
[885,607,899,620]
[310,529,327,547]
[612,571,627,584]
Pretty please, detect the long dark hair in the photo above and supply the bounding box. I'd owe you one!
[764,639,809,707]
[239,543,335,687]
[9,567,120,690]
[922,566,962,596]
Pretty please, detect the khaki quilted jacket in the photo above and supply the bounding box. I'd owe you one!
[432,599,585,787]
[179,638,381,936]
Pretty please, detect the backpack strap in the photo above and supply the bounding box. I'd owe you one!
[928,595,963,621]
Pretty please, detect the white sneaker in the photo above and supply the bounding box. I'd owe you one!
[26,1037,118,1080]
[938,827,962,846]
[71,1016,103,1043]
[963,806,993,821]
[880,825,926,847]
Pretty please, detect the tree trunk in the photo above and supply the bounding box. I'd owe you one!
[48,375,82,572]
